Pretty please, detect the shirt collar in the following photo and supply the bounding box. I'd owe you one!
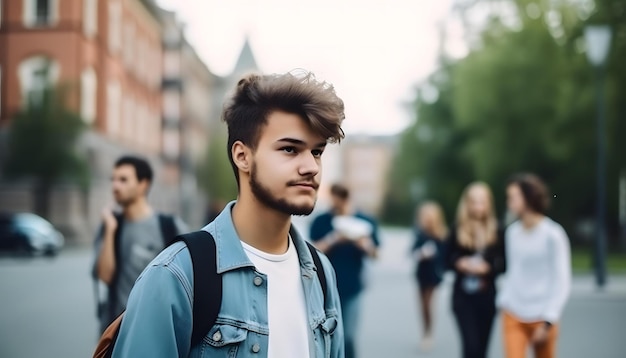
[202,200,316,274]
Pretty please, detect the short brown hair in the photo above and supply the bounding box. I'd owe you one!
[222,71,345,184]
[507,173,550,214]
[330,183,350,200]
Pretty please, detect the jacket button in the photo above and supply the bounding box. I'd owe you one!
[253,276,263,286]
[251,343,261,353]
[212,330,222,342]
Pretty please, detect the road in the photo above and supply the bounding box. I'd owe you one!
[1,228,625,358]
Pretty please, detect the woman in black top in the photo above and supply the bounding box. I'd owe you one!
[448,182,505,358]
[411,201,448,351]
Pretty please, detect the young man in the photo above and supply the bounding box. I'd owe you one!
[310,183,379,358]
[497,173,571,358]
[93,156,187,332]
[111,72,346,357]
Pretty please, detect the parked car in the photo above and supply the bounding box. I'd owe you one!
[0,213,64,256]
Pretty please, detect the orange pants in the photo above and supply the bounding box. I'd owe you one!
[502,311,559,358]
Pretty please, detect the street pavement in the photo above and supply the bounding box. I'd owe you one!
[1,228,625,358]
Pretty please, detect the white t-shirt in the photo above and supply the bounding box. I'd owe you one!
[497,217,571,323]
[241,237,310,357]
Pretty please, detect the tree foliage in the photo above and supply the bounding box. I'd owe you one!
[383,0,625,243]
[197,130,238,204]
[3,84,88,217]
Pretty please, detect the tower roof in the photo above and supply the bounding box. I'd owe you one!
[231,38,258,77]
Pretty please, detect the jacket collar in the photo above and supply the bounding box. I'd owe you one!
[202,201,316,275]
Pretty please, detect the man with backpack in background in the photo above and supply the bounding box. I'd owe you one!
[92,155,187,333]
[103,71,346,358]
[310,183,380,358]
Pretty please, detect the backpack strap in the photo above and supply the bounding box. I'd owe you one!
[306,242,328,307]
[158,214,177,246]
[173,230,222,347]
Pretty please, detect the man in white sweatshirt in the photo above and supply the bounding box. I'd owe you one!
[498,173,571,358]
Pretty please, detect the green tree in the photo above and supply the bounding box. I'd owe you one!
[383,0,625,242]
[3,84,88,218]
[197,132,238,204]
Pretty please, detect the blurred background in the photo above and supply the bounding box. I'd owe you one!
[0,0,625,357]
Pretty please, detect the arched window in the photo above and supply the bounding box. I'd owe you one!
[80,67,97,124]
[18,56,59,107]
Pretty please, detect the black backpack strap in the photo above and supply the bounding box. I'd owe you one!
[158,214,177,246]
[172,230,222,347]
[107,213,125,322]
[306,242,328,307]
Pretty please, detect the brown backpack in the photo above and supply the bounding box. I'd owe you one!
[92,231,221,358]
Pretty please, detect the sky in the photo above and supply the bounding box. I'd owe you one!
[157,0,458,136]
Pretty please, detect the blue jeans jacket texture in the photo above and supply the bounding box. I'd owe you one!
[112,201,344,357]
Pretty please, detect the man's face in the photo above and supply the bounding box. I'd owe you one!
[111,164,147,207]
[506,184,527,218]
[331,194,348,214]
[248,111,327,216]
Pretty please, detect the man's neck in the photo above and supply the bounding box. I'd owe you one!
[521,211,544,230]
[232,195,291,255]
[123,198,153,221]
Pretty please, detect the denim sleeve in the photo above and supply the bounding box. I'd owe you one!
[112,265,193,358]
[319,253,345,358]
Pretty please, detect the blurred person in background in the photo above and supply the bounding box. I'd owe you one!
[448,182,506,358]
[92,155,187,333]
[411,201,449,351]
[498,173,571,358]
[311,183,380,358]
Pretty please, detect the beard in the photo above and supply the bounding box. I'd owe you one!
[249,163,316,216]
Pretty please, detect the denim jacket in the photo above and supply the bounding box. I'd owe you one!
[112,201,344,358]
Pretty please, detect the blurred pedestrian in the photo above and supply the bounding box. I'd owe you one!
[107,72,346,357]
[92,155,187,333]
[497,173,571,358]
[448,182,506,358]
[411,201,448,351]
[311,183,380,358]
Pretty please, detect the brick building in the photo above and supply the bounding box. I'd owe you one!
[0,0,189,242]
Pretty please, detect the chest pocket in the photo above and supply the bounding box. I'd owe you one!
[314,316,338,358]
[200,323,248,358]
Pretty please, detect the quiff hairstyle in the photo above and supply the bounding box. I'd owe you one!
[507,173,550,214]
[222,71,345,184]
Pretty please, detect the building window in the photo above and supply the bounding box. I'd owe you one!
[108,1,122,53]
[163,129,180,159]
[83,0,98,38]
[123,23,136,68]
[80,67,97,125]
[106,80,121,135]
[18,56,59,107]
[23,0,58,28]
[163,90,180,120]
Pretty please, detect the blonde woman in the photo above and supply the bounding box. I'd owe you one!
[411,201,448,351]
[448,182,506,358]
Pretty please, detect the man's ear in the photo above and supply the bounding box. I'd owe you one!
[232,141,251,174]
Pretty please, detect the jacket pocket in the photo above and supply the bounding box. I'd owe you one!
[314,316,338,358]
[200,323,248,357]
